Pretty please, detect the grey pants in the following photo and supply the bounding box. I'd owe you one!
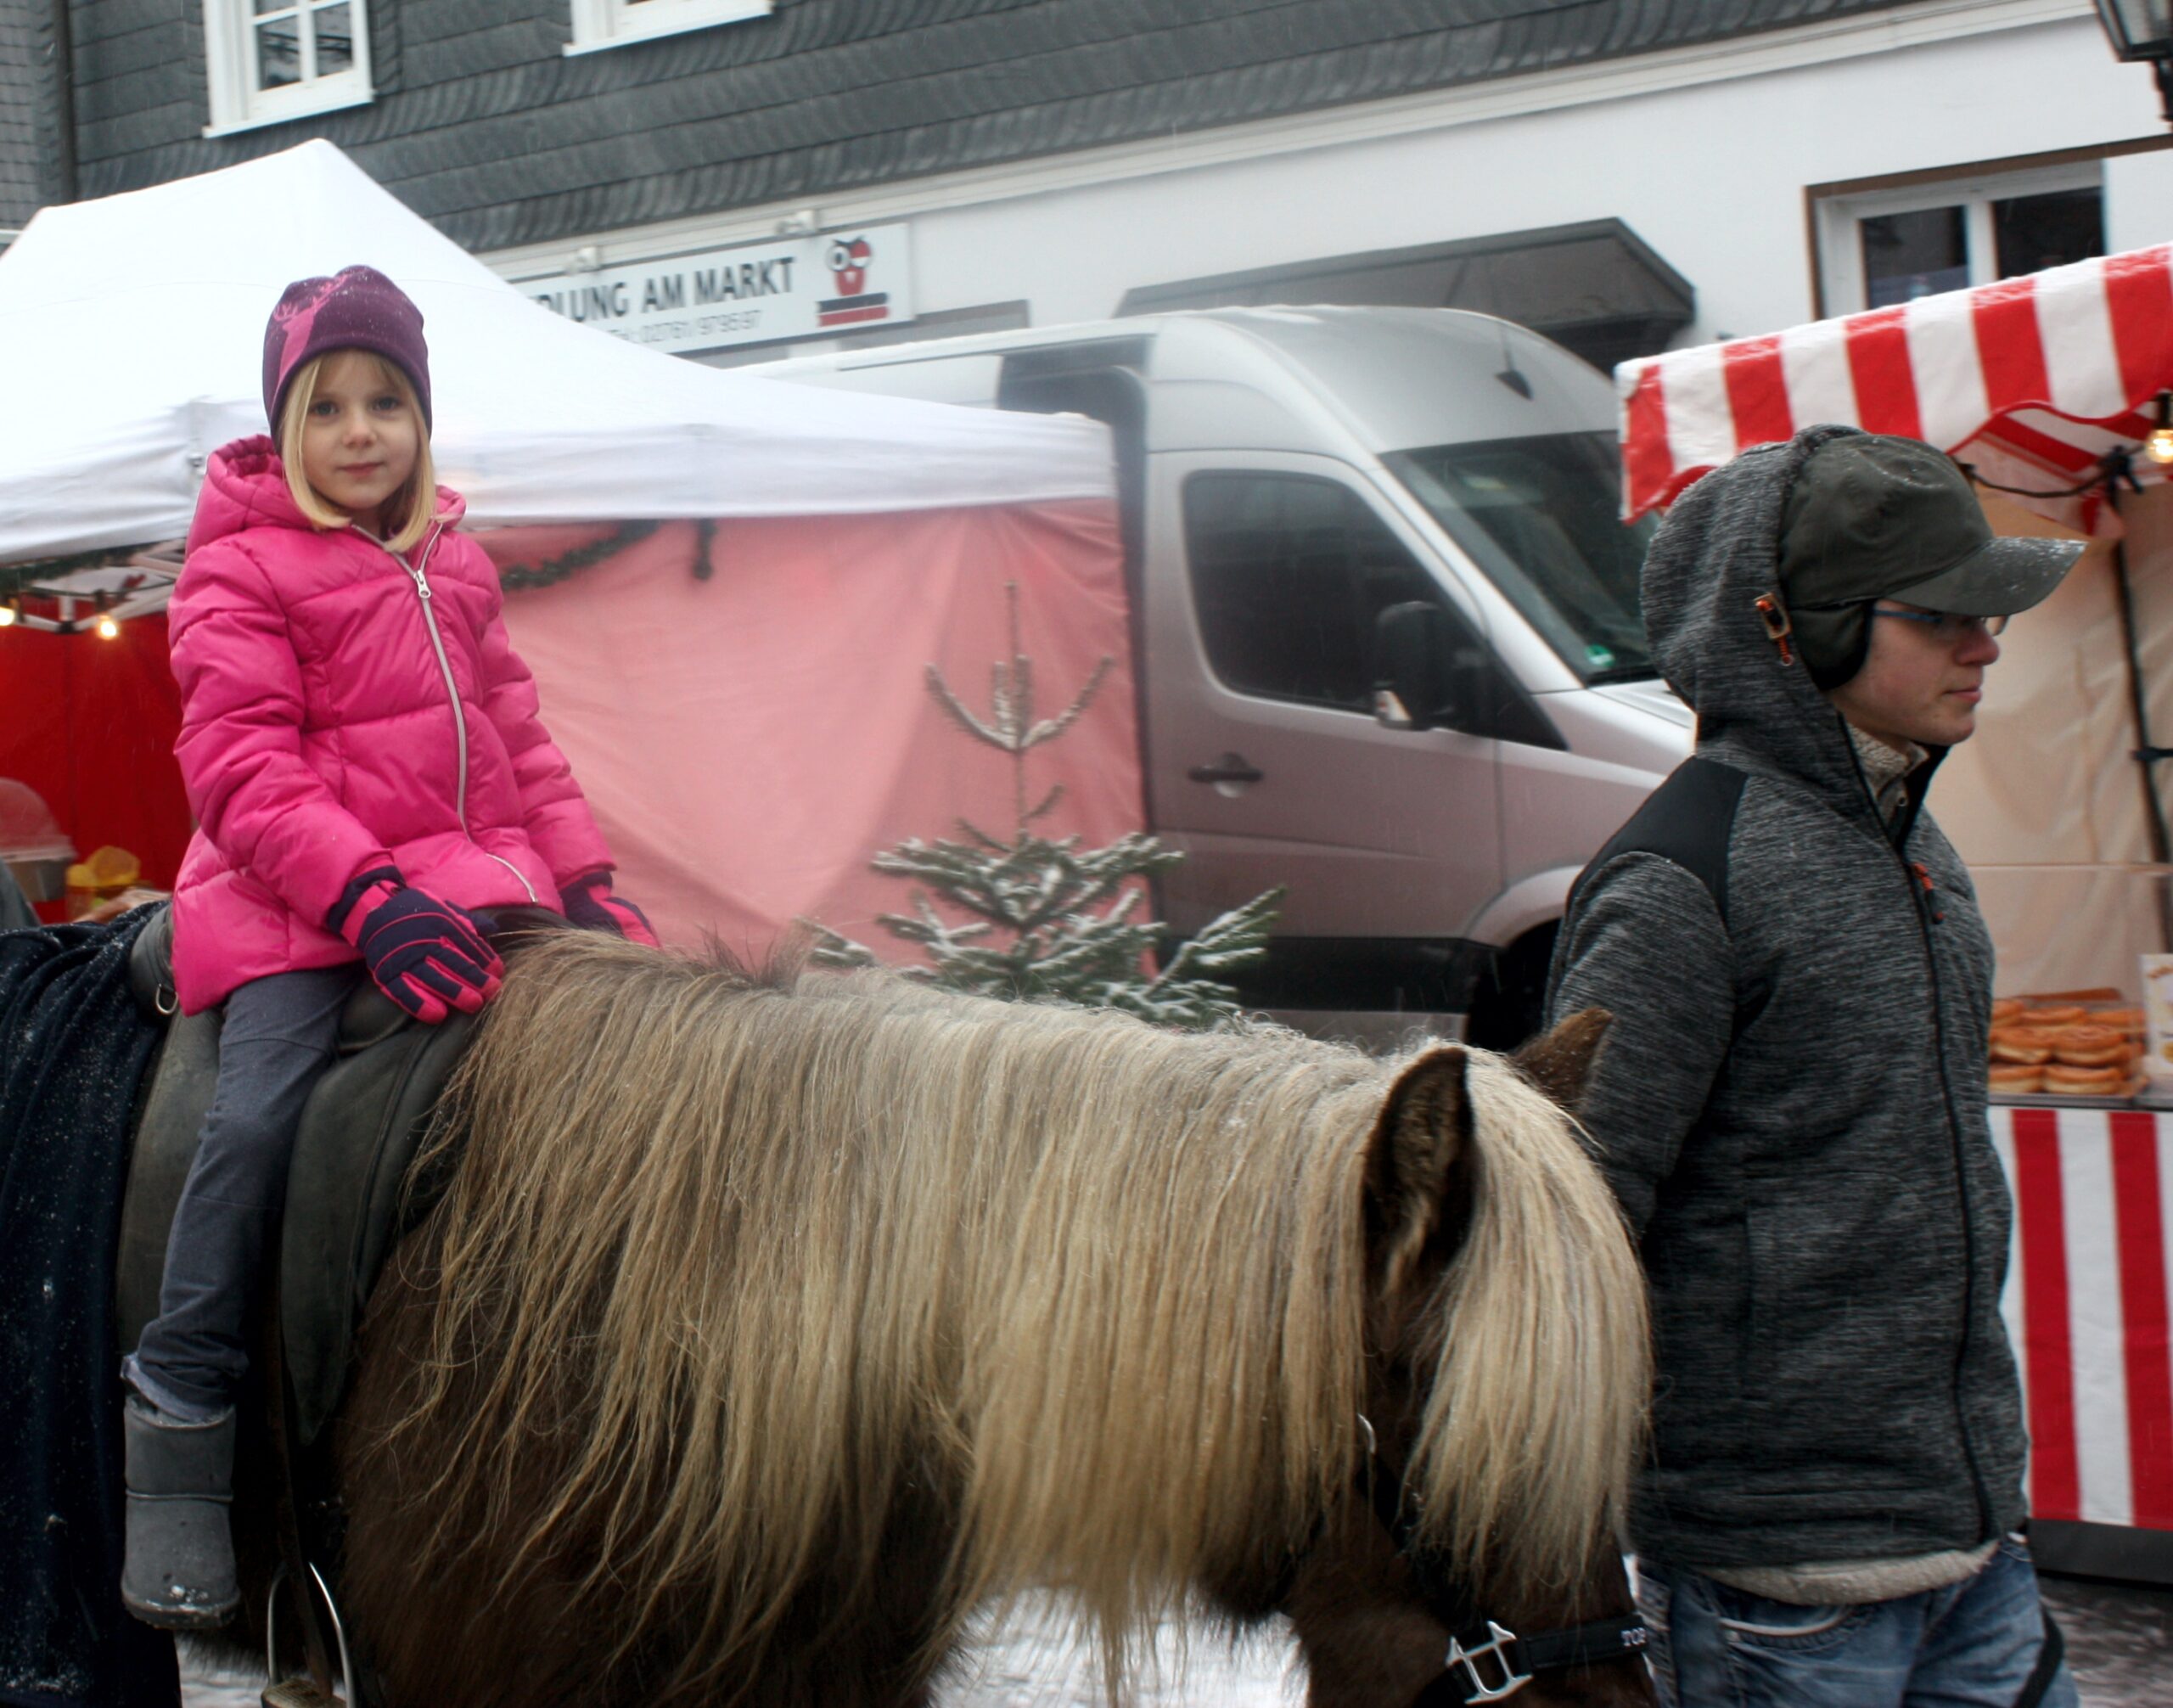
[124,964,357,1421]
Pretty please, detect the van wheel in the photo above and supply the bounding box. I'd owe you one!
[1463,925,1558,1052]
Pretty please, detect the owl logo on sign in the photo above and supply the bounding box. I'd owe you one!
[827,237,873,299]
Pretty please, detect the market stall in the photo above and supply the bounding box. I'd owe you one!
[0,141,1130,952]
[1619,244,2173,1571]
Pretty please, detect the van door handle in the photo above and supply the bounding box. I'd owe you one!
[1188,753,1265,785]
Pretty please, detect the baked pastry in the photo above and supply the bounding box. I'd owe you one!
[1988,1064,2044,1094]
[1991,998,2024,1025]
[2052,1026,2129,1068]
[2044,1062,2125,1095]
[2019,1005,2090,1028]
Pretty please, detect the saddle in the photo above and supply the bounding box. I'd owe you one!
[114,902,566,1448]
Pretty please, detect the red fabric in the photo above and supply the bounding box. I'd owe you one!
[1842,306,1923,439]
[483,500,1137,963]
[2103,248,2173,411]
[1720,335,1792,449]
[1969,275,2049,417]
[1958,412,2099,476]
[0,615,190,917]
[2011,1109,2080,1521]
[166,436,613,1013]
[2109,1111,2173,1530]
[1620,363,1675,521]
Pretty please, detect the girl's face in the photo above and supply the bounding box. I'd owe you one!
[296,350,421,536]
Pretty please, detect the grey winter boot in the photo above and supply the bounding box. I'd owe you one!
[121,1394,240,1629]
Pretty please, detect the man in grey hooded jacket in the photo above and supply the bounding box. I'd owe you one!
[1548,426,2080,1707]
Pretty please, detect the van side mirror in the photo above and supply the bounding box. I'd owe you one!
[1373,601,1457,733]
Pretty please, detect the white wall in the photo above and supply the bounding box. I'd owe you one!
[2108,148,2173,253]
[484,6,2173,362]
[873,12,2173,350]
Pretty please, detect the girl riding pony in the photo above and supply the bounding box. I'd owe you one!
[121,265,656,1628]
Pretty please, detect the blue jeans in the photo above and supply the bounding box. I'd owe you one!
[124,964,356,1419]
[1637,1539,2077,1708]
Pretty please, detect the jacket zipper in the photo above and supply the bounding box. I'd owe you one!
[1871,750,1993,1542]
[396,530,541,905]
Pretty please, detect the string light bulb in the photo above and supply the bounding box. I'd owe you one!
[2149,390,2173,466]
[0,599,15,629]
[95,614,120,640]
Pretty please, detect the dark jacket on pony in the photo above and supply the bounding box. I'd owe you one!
[1547,424,2025,1570]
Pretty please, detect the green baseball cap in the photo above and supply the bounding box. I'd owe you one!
[1777,434,2081,685]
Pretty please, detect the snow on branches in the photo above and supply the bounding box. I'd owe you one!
[808,583,1281,1028]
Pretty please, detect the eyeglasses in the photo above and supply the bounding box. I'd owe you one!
[1870,606,2007,641]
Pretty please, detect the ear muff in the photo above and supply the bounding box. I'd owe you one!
[1788,600,1873,691]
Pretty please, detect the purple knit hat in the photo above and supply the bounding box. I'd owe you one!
[262,265,432,435]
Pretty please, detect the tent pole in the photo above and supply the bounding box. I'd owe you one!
[2108,485,2173,952]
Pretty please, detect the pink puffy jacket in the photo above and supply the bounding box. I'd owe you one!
[167,436,614,1014]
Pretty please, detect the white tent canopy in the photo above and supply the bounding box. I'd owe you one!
[0,141,1112,564]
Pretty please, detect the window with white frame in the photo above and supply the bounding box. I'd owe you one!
[567,0,773,55]
[1815,160,2105,316]
[202,0,373,136]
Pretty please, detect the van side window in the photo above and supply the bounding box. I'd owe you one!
[1182,473,1462,713]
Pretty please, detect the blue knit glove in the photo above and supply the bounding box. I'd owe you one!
[560,873,660,947]
[330,869,503,1025]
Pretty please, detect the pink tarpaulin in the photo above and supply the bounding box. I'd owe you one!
[480,501,1137,959]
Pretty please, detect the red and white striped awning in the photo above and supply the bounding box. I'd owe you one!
[1619,243,2173,535]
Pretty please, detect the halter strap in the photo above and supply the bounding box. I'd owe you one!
[1356,1419,1648,1705]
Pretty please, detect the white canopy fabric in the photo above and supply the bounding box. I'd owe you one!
[0,140,1112,564]
[1617,243,2173,536]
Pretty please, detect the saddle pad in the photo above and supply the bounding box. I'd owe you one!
[119,905,569,1446]
[280,1009,476,1446]
[115,1007,223,1356]
[114,990,475,1447]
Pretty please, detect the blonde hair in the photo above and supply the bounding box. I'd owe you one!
[368,934,1648,1702]
[277,350,439,553]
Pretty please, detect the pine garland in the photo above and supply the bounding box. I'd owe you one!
[495,520,721,592]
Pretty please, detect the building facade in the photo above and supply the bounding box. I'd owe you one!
[3,1,2171,369]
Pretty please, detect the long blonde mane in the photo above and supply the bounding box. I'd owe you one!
[389,933,1645,1696]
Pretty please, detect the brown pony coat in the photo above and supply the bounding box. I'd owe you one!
[338,935,1647,1704]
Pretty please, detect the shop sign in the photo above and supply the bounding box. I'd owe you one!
[526,223,913,355]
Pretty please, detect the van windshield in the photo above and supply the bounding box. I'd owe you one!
[1384,432,1656,684]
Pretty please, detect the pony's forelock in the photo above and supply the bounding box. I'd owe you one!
[1401,1050,1650,1598]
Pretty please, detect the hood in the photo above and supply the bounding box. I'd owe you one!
[1642,424,1896,823]
[186,434,466,555]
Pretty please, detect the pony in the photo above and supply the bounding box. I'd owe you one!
[330,931,1654,1705]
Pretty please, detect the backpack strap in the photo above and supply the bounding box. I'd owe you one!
[1569,756,1749,923]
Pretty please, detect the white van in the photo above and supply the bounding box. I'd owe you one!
[756,307,1690,1043]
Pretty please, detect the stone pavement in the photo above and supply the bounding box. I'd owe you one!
[178,1576,2170,1705]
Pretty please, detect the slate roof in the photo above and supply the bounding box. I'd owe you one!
[64,0,1932,253]
[0,0,50,229]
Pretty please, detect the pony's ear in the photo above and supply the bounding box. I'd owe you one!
[1509,1007,1611,1114]
[1362,1046,1473,1299]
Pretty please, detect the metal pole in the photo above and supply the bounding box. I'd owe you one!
[2107,481,2173,949]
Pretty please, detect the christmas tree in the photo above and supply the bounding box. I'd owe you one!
[808,584,1281,1028]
